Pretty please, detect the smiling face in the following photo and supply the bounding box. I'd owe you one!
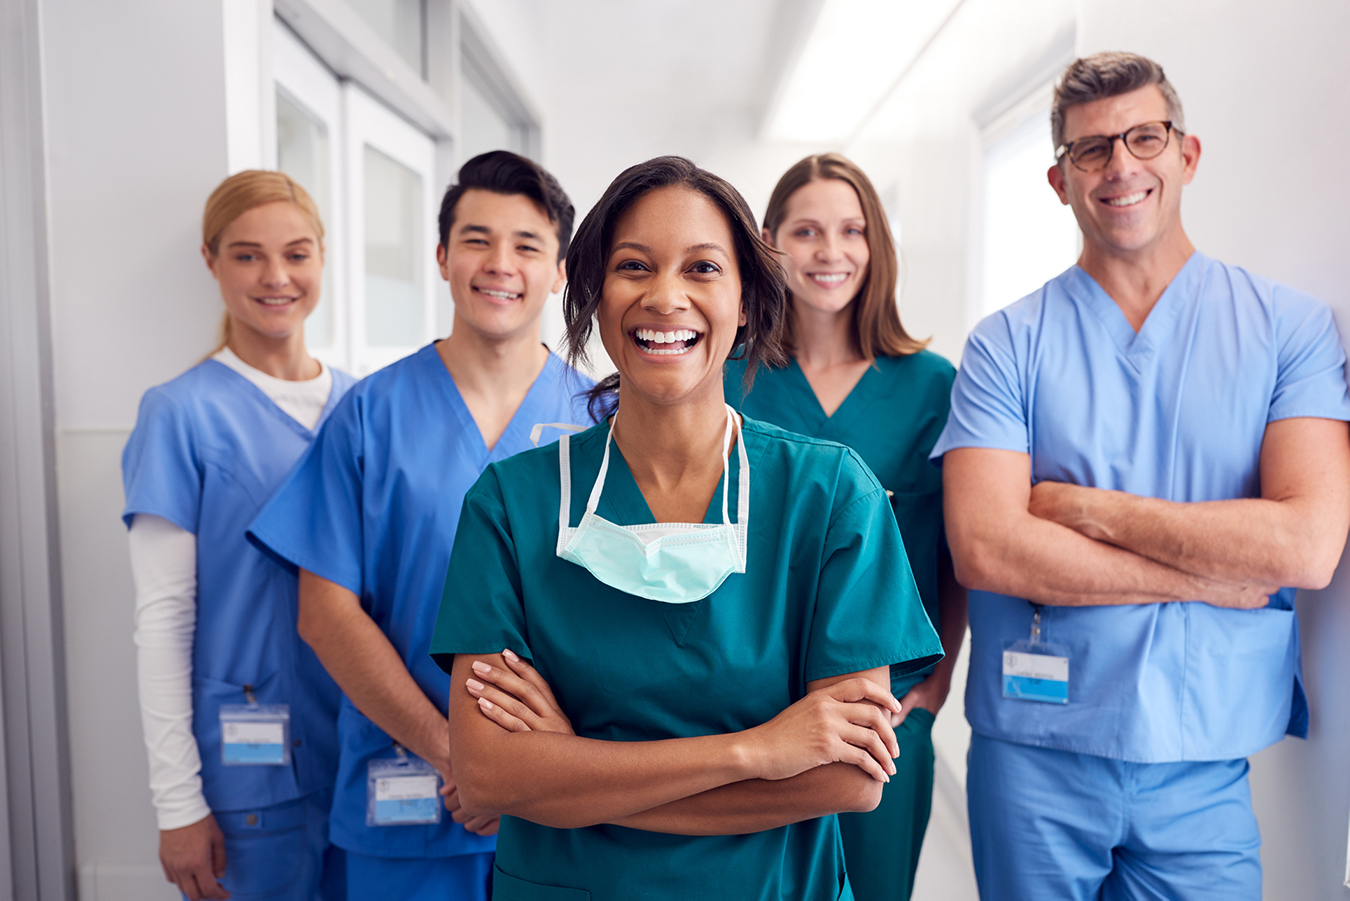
[1048,85,1200,261]
[204,201,322,342]
[599,185,746,407]
[437,188,565,342]
[769,177,870,317]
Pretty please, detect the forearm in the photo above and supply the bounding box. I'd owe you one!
[610,763,878,836]
[298,570,449,770]
[1051,490,1332,588]
[452,726,752,829]
[954,508,1230,606]
[128,515,212,830]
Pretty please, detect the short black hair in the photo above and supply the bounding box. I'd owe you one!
[563,156,788,421]
[437,150,575,261]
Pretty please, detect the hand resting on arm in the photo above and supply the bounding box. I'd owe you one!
[944,447,1275,609]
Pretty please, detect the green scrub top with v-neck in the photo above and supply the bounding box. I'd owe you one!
[726,351,955,696]
[431,415,942,901]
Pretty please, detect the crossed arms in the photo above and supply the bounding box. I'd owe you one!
[943,417,1350,606]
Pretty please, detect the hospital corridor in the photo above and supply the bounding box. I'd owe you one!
[3,1,1350,899]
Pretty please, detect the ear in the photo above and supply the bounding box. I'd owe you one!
[761,226,776,248]
[551,258,567,296]
[1180,133,1202,185]
[201,244,219,279]
[1046,163,1071,205]
[436,243,450,282]
[738,304,748,328]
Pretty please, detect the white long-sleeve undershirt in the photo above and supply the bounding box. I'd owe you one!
[130,352,332,830]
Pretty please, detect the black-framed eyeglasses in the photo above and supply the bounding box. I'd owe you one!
[1056,121,1182,172]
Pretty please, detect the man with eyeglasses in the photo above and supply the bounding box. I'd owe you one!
[933,52,1350,899]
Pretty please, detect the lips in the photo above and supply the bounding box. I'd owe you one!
[807,272,850,288]
[475,286,523,302]
[1101,189,1151,208]
[632,327,703,356]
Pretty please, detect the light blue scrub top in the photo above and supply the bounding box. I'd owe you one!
[121,359,356,812]
[248,344,593,858]
[931,253,1350,762]
[430,416,943,900]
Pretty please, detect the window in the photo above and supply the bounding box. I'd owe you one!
[979,108,1080,320]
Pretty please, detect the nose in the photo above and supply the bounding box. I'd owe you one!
[816,232,843,261]
[1101,135,1140,179]
[261,255,290,288]
[641,270,690,315]
[483,240,517,276]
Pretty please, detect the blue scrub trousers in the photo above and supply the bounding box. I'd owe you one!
[199,791,344,901]
[347,850,492,901]
[967,734,1262,901]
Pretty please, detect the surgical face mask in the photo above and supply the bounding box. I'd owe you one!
[556,404,748,604]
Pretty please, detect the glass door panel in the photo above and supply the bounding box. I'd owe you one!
[344,82,438,375]
[363,146,423,346]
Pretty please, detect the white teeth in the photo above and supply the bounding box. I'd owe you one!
[811,273,848,285]
[636,328,698,344]
[480,288,521,300]
[1105,191,1148,207]
[259,297,294,306]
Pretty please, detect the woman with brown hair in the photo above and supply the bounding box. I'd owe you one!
[429,156,941,899]
[724,153,968,901]
[121,171,353,900]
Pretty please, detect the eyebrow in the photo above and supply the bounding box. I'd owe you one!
[458,224,545,242]
[226,237,315,249]
[610,241,729,257]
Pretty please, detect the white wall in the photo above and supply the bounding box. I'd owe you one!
[40,1,234,897]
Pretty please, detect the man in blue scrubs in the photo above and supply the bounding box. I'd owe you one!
[249,152,593,899]
[935,53,1350,900]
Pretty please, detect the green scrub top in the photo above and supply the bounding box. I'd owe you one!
[431,415,942,901]
[725,351,955,697]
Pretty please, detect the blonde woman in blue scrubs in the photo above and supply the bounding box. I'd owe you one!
[724,153,968,901]
[430,156,943,900]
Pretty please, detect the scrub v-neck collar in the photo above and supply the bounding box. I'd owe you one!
[586,418,744,528]
[781,356,882,438]
[1067,251,1206,369]
[428,343,570,467]
[203,357,342,439]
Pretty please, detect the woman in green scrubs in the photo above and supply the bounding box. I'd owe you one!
[430,156,942,901]
[724,153,968,901]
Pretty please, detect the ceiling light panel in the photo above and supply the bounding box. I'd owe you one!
[765,0,963,143]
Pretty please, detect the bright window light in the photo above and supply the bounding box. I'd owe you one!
[980,110,1081,319]
[765,0,962,142]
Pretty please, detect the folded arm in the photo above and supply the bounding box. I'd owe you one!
[448,653,897,831]
[1028,417,1350,590]
[943,448,1272,608]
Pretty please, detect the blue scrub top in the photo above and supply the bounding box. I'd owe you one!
[430,417,943,900]
[121,359,356,812]
[248,343,594,858]
[931,253,1350,762]
[726,351,955,698]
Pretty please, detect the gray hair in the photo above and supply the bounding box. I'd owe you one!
[1051,52,1185,151]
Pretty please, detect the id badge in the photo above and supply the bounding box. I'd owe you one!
[1002,639,1070,704]
[367,755,442,826]
[220,704,290,765]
